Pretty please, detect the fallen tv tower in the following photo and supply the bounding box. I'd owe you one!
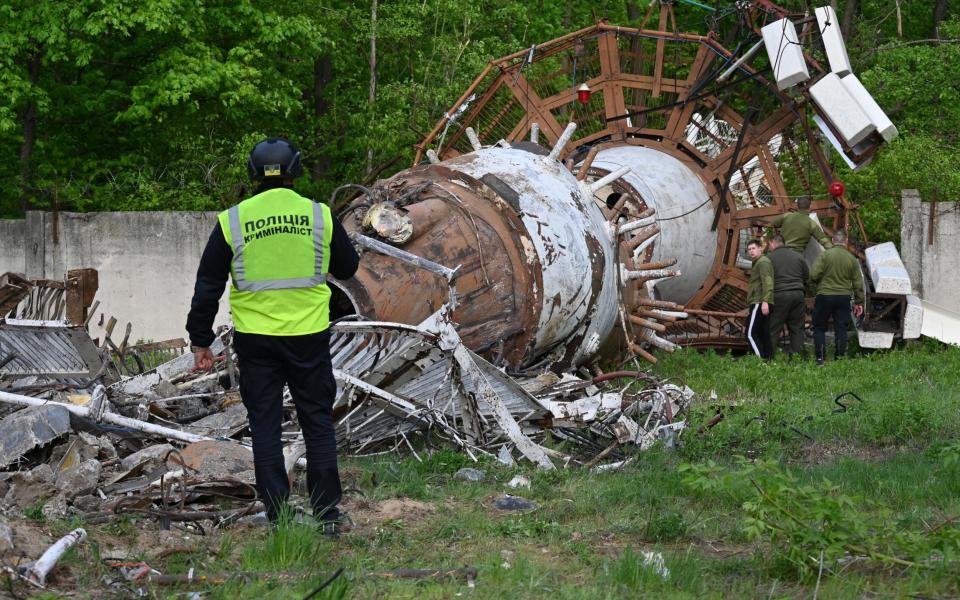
[330,2,920,371]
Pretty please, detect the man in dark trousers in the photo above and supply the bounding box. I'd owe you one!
[809,229,864,366]
[769,196,833,254]
[186,137,360,533]
[745,238,773,359]
[766,234,809,357]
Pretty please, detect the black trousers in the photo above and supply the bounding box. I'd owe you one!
[812,295,852,359]
[769,290,806,356]
[234,330,342,522]
[746,303,772,359]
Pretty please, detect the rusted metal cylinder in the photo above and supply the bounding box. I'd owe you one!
[334,146,619,370]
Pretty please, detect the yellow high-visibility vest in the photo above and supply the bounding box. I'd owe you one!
[218,188,333,335]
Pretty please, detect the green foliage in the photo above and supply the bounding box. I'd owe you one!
[682,458,960,579]
[656,343,960,458]
[1,0,951,239]
[22,502,46,522]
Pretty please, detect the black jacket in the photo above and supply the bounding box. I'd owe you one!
[768,246,809,294]
[186,185,359,347]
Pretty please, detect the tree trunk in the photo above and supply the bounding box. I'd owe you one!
[841,0,858,39]
[626,2,640,20]
[367,0,378,177]
[311,56,333,181]
[933,0,949,39]
[18,50,41,216]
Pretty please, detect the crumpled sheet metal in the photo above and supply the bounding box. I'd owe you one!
[327,312,695,469]
[0,404,71,468]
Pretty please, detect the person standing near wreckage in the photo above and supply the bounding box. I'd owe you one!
[766,233,809,358]
[186,137,359,534]
[810,229,864,366]
[768,196,833,254]
[745,238,773,360]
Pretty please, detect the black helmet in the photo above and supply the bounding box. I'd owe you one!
[247,137,303,181]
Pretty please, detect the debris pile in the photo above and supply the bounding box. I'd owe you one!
[1,269,695,590]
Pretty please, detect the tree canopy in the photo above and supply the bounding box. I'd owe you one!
[1,0,955,243]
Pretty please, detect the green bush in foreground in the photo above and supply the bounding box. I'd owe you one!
[681,458,960,579]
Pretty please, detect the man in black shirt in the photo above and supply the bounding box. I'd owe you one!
[186,138,359,534]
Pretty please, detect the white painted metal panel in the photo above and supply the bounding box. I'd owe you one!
[865,241,912,295]
[761,18,810,90]
[840,74,899,142]
[815,6,852,76]
[809,73,876,146]
[904,295,922,339]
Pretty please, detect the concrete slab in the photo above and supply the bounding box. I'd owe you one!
[0,405,71,468]
[55,458,102,498]
[921,300,960,346]
[120,443,175,472]
[174,440,254,480]
[865,241,913,295]
[904,295,922,339]
[857,329,894,348]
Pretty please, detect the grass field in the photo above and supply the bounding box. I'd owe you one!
[24,340,960,599]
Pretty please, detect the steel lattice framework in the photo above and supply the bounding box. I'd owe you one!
[415,11,872,348]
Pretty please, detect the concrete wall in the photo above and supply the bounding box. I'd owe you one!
[901,189,960,309]
[2,211,230,343]
[0,220,25,274]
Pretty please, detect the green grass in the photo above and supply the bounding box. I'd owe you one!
[21,341,960,598]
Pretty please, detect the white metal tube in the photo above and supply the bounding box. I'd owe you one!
[589,166,631,194]
[631,234,659,258]
[465,127,482,151]
[0,390,209,444]
[25,528,86,585]
[717,39,764,82]
[623,268,681,282]
[619,217,657,235]
[547,122,577,161]
[530,122,540,144]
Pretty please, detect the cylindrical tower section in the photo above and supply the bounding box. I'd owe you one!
[583,146,717,304]
[446,148,619,366]
[337,146,620,369]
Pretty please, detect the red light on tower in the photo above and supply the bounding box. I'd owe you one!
[577,83,591,104]
[828,180,845,198]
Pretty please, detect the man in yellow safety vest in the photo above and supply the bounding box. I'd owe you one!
[186,137,359,534]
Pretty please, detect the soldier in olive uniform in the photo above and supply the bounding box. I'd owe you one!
[809,229,865,365]
[769,196,833,254]
[745,238,773,359]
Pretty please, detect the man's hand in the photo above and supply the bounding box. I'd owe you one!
[853,303,864,318]
[192,346,215,371]
[761,302,770,316]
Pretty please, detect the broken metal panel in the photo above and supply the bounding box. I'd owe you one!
[0,321,103,380]
[0,273,32,318]
[0,404,72,468]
